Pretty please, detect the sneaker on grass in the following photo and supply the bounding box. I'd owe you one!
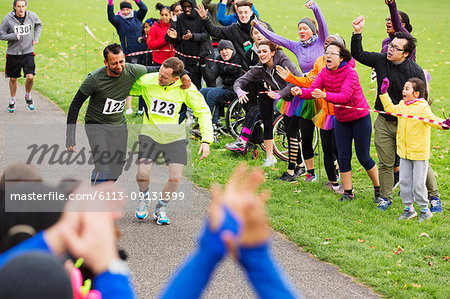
[377,198,392,211]
[305,173,317,182]
[225,139,246,152]
[418,209,432,223]
[339,193,354,202]
[429,197,443,213]
[398,209,417,220]
[325,181,344,195]
[294,165,306,177]
[278,172,296,182]
[262,156,277,167]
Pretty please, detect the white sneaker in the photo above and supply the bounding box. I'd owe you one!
[153,207,170,225]
[135,191,149,219]
[262,156,277,167]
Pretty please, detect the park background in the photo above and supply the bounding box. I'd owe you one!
[0,0,449,297]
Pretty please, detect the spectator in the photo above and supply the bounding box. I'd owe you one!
[277,35,345,192]
[147,3,175,66]
[196,0,272,71]
[199,40,244,130]
[292,41,380,201]
[351,16,441,211]
[234,41,302,172]
[253,0,329,182]
[379,77,449,220]
[203,0,259,26]
[107,0,148,63]
[170,1,183,21]
[165,0,214,89]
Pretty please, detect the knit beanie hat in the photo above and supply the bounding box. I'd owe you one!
[0,252,72,299]
[218,40,235,52]
[298,18,317,34]
[120,1,132,10]
[327,34,346,47]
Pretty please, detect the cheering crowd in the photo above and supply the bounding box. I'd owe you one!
[1,0,449,298]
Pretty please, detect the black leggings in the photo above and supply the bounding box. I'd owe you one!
[300,117,315,160]
[320,128,338,181]
[283,115,302,171]
[258,94,274,140]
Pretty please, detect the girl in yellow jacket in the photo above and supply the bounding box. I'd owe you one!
[380,77,449,222]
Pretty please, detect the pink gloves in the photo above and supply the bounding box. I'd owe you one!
[380,77,390,94]
[108,0,113,5]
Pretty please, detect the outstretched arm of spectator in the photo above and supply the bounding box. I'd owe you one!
[306,1,328,43]
[107,1,121,27]
[135,0,148,21]
[253,20,298,54]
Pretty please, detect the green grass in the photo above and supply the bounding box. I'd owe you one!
[1,0,449,297]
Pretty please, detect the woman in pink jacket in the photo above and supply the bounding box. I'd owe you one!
[292,41,380,201]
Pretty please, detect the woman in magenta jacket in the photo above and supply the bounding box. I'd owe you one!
[147,3,175,65]
[292,41,380,201]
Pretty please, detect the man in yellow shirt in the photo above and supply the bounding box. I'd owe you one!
[130,57,213,225]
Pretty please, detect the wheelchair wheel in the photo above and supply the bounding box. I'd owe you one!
[225,98,246,139]
[260,114,319,162]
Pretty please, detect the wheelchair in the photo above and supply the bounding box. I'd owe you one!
[225,98,319,161]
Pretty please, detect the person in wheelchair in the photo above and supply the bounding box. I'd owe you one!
[198,40,244,131]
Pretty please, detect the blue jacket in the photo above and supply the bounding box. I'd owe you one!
[107,2,147,55]
[217,2,259,26]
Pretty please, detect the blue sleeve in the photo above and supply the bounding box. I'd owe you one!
[94,272,136,299]
[136,0,148,21]
[0,231,51,269]
[107,4,121,28]
[217,3,234,26]
[159,208,240,299]
[239,243,301,299]
[251,5,259,18]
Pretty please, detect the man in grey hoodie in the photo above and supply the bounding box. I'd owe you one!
[0,0,42,112]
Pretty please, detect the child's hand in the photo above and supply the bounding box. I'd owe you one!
[381,77,390,94]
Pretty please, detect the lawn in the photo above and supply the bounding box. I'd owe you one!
[1,0,449,297]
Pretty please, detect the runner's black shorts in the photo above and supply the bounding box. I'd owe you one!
[5,53,36,78]
[138,134,188,165]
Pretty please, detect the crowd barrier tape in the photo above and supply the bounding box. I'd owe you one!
[84,25,107,46]
[333,104,449,128]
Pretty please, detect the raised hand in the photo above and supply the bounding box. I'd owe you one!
[167,28,177,39]
[305,1,315,9]
[385,0,394,5]
[276,65,291,80]
[180,73,192,90]
[380,77,390,94]
[352,16,365,34]
[195,3,209,20]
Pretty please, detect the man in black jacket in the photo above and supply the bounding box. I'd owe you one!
[165,0,213,89]
[196,0,271,71]
[351,16,441,211]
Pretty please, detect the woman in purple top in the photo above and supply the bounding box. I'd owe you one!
[253,0,328,182]
[253,0,328,73]
[381,0,415,61]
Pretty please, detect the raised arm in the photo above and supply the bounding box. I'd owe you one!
[135,0,148,21]
[307,1,328,43]
[351,16,382,68]
[107,2,121,28]
[254,22,298,53]
[387,0,408,35]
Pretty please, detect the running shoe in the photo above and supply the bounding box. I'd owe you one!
[418,210,433,223]
[279,171,296,182]
[26,97,35,111]
[153,207,170,225]
[135,191,149,219]
[262,156,277,167]
[7,100,15,113]
[137,109,144,116]
[377,198,392,211]
[294,165,306,177]
[225,139,246,152]
[305,173,317,182]
[398,209,417,220]
[339,193,354,202]
[325,181,344,195]
[374,197,385,204]
[429,197,443,213]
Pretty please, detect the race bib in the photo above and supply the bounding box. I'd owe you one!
[149,98,177,118]
[103,98,126,115]
[14,25,32,36]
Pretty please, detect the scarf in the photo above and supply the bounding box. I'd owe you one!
[300,34,318,47]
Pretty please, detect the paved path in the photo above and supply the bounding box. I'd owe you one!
[0,76,380,299]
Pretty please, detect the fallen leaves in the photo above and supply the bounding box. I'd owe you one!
[419,232,430,238]
[393,245,403,255]
[357,239,366,243]
[443,256,450,261]
[428,262,433,266]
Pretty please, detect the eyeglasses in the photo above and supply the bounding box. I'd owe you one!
[385,18,391,22]
[388,43,405,52]
[324,51,340,56]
